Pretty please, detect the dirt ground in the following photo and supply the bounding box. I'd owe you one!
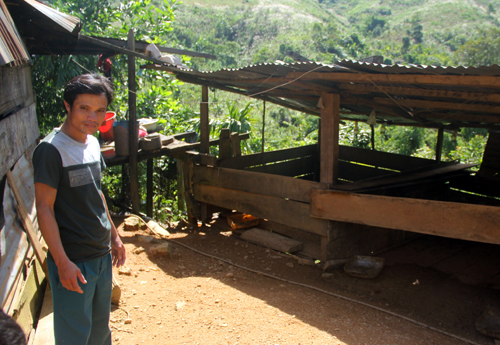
[110,215,499,345]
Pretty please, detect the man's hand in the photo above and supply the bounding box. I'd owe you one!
[57,259,87,294]
[111,236,126,267]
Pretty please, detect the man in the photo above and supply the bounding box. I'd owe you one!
[33,74,126,345]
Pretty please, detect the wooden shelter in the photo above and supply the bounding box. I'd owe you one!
[142,60,500,261]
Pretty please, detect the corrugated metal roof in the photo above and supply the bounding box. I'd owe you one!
[22,0,80,34]
[144,60,500,130]
[0,0,30,67]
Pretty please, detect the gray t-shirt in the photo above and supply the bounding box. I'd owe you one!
[33,130,111,262]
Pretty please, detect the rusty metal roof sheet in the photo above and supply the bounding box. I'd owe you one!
[0,0,30,66]
[21,0,80,34]
[144,60,500,130]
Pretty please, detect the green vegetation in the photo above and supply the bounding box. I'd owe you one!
[31,0,500,222]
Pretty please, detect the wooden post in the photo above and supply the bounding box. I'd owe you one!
[200,86,209,154]
[261,100,266,153]
[230,132,242,157]
[127,29,140,213]
[320,93,340,185]
[146,158,153,218]
[370,124,375,150]
[436,127,444,162]
[219,128,231,159]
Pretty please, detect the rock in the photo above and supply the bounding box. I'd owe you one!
[133,247,146,254]
[298,257,316,266]
[321,273,335,279]
[124,216,141,231]
[286,262,294,268]
[476,306,500,339]
[118,267,132,276]
[175,301,186,311]
[147,220,170,238]
[149,243,175,257]
[124,319,132,324]
[226,273,234,278]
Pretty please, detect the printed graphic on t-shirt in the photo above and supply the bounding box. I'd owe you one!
[68,164,100,187]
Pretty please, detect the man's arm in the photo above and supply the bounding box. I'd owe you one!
[100,192,126,267]
[35,182,87,293]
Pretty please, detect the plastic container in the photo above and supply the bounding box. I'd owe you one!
[99,111,116,141]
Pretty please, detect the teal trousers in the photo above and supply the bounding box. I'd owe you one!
[47,253,112,345]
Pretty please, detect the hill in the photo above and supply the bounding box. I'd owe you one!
[170,0,500,70]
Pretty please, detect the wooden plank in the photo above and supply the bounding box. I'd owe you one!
[0,104,39,178]
[339,145,440,172]
[194,184,329,236]
[310,189,500,244]
[192,165,327,203]
[200,86,209,154]
[6,171,47,273]
[333,163,474,192]
[320,93,340,184]
[286,71,500,88]
[230,132,241,157]
[374,97,500,114]
[338,82,500,102]
[219,144,316,169]
[240,228,304,253]
[219,128,231,159]
[127,29,140,213]
[245,156,315,177]
[146,159,153,218]
[338,161,394,182]
[0,65,34,117]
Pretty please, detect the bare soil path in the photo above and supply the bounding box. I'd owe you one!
[110,216,499,345]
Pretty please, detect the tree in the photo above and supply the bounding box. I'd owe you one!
[455,28,500,66]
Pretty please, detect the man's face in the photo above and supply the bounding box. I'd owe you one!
[63,93,108,140]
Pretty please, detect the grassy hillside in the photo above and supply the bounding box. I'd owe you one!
[170,0,500,70]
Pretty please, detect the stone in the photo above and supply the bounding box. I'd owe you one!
[111,276,121,305]
[149,243,175,257]
[476,306,500,339]
[124,216,141,231]
[297,257,316,266]
[321,273,335,279]
[175,301,186,311]
[147,220,170,238]
[124,319,132,324]
[226,273,234,278]
[118,267,132,276]
[286,262,294,268]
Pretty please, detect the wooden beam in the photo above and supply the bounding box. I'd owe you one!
[200,86,209,154]
[192,165,328,203]
[127,29,140,213]
[246,156,316,177]
[339,83,500,103]
[230,132,242,157]
[146,159,153,218]
[219,144,316,170]
[310,189,500,244]
[261,100,266,153]
[320,93,340,184]
[194,184,329,236]
[436,127,444,162]
[286,72,500,88]
[6,171,47,273]
[219,128,231,159]
[374,97,500,114]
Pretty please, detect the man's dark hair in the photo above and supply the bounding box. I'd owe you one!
[0,310,26,345]
[63,73,114,109]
